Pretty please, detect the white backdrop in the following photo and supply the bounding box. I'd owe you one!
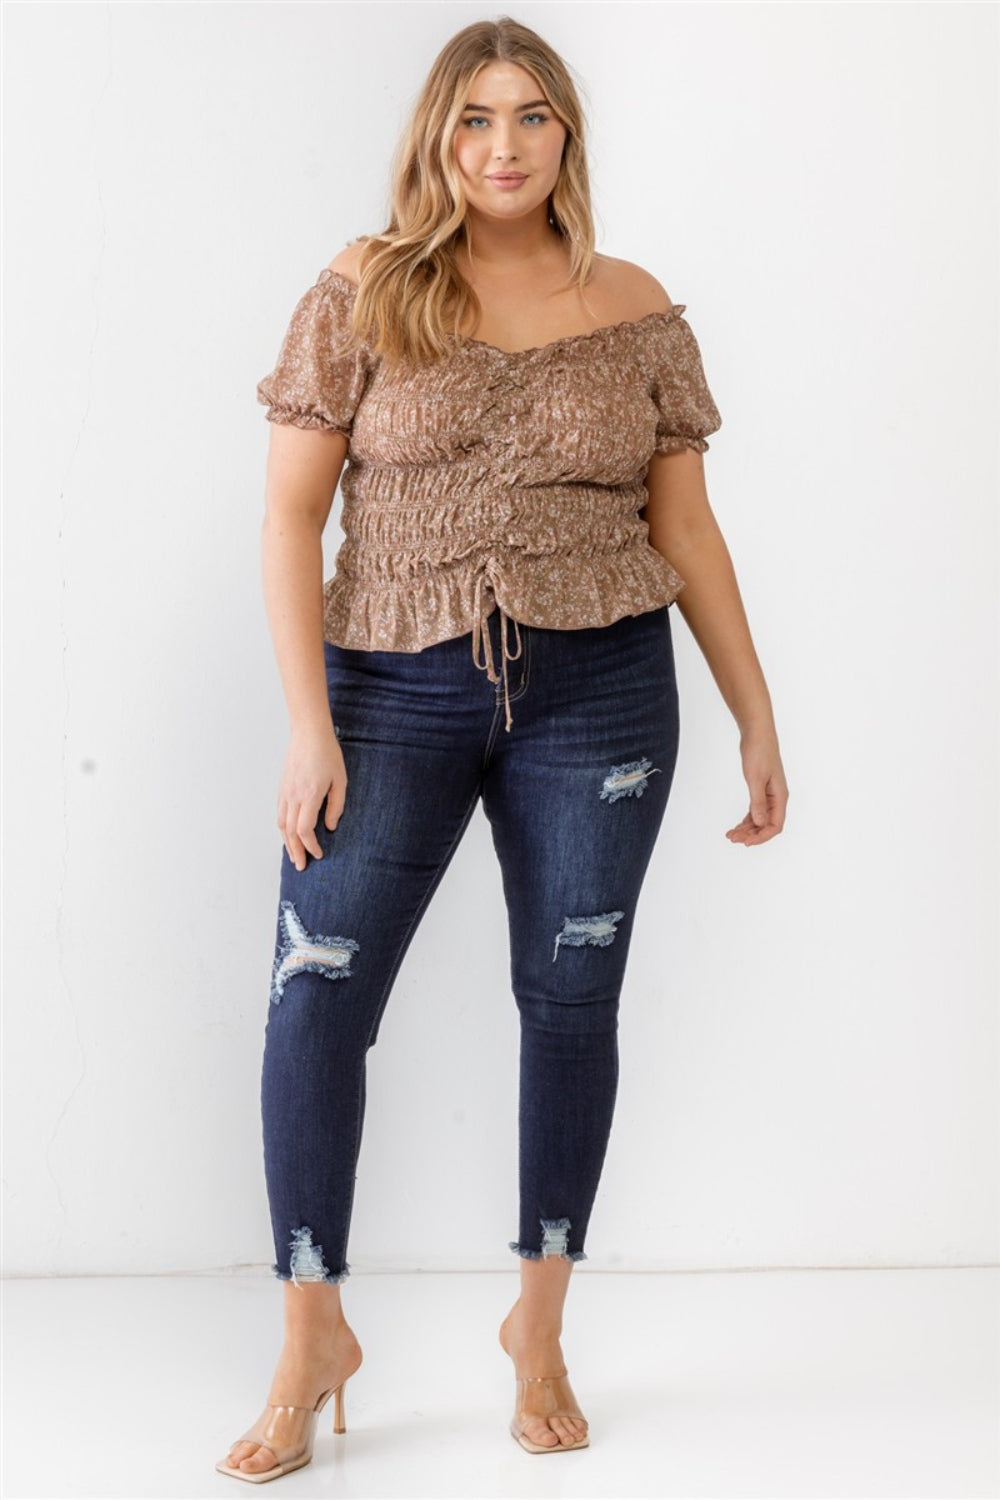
[3,2,996,1281]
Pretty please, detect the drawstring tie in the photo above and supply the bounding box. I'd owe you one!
[471,562,522,732]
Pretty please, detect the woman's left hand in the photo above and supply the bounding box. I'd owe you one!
[726,727,789,846]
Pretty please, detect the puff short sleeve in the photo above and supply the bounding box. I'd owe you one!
[648,307,723,455]
[256,270,370,435]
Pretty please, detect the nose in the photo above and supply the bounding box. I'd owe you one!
[493,127,518,161]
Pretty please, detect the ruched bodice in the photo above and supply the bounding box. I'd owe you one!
[257,268,722,730]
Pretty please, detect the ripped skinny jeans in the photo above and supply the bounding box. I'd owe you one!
[260,602,680,1285]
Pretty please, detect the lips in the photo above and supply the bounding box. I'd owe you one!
[488,173,526,182]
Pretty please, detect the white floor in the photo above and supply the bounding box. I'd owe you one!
[2,1266,997,1499]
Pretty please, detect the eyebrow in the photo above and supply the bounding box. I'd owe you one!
[460,99,550,112]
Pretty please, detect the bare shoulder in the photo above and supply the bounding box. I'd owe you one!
[324,235,374,286]
[589,252,674,319]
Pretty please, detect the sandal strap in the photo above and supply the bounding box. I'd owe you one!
[261,1395,331,1414]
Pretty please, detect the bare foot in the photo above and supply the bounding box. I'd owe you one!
[219,1326,363,1476]
[499,1300,588,1449]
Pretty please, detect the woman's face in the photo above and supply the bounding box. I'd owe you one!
[452,61,567,227]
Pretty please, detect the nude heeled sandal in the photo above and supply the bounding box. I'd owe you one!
[215,1373,354,1484]
[510,1368,590,1454]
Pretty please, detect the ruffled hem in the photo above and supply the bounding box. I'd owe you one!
[322,544,686,653]
[257,401,352,434]
[653,433,712,455]
[255,272,372,437]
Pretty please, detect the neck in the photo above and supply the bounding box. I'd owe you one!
[459,206,564,276]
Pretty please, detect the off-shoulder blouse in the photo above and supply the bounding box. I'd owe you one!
[256,267,722,730]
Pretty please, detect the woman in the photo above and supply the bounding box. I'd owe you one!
[218,14,788,1484]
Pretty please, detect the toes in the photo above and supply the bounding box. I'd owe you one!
[224,1442,256,1465]
[240,1446,278,1472]
[551,1415,587,1445]
[521,1413,588,1447]
[523,1420,560,1446]
[224,1443,277,1473]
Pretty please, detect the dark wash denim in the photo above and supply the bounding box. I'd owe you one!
[260,602,680,1286]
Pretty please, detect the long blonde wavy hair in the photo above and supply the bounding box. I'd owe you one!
[337,16,597,367]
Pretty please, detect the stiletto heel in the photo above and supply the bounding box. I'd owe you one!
[216,1368,356,1484]
[510,1368,590,1454]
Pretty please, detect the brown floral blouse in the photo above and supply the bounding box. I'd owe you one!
[256,267,722,730]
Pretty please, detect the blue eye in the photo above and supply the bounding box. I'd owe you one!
[461,113,550,128]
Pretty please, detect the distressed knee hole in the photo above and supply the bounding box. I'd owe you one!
[552,909,625,962]
[270,900,359,1004]
[599,756,661,803]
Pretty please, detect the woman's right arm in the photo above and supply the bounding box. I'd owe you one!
[261,423,350,872]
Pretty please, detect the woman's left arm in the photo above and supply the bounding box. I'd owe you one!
[641,447,789,846]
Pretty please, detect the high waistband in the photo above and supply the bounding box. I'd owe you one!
[470,561,523,732]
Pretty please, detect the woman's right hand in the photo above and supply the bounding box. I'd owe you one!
[277,722,348,872]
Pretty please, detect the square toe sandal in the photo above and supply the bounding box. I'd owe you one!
[510,1368,590,1454]
[215,1374,353,1484]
